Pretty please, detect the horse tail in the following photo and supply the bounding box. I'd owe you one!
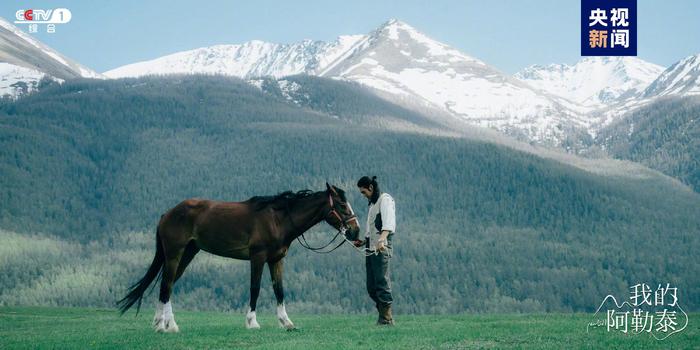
[118,225,165,315]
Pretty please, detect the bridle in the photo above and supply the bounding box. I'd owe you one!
[326,191,359,230]
[297,191,378,255]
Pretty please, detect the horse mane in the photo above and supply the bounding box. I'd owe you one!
[247,186,347,212]
[248,190,317,212]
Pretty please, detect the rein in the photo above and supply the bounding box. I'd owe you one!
[297,227,378,256]
[295,193,377,256]
[296,229,346,254]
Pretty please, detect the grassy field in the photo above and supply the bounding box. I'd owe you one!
[0,307,697,349]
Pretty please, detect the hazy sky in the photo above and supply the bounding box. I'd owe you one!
[3,0,699,74]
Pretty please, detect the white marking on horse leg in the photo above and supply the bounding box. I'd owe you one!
[155,301,180,333]
[276,303,295,330]
[152,301,164,328]
[245,307,260,329]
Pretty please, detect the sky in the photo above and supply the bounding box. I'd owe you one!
[2,0,699,74]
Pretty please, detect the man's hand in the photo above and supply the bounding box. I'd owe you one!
[376,231,390,252]
[376,239,386,252]
[353,240,364,247]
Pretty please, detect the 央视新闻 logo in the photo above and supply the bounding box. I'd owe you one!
[581,0,637,56]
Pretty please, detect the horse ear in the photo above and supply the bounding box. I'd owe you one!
[326,182,331,192]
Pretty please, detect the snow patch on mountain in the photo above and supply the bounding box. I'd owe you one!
[591,53,700,131]
[276,79,306,104]
[106,41,316,78]
[0,63,61,98]
[641,53,700,98]
[515,57,664,108]
[105,36,373,79]
[314,35,368,76]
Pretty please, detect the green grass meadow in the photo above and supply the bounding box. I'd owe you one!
[0,307,697,349]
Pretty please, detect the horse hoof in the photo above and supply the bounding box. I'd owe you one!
[246,308,260,329]
[155,319,179,333]
[278,319,296,330]
[246,321,261,329]
[246,317,261,329]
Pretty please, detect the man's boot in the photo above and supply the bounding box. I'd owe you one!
[377,304,394,326]
[385,304,394,325]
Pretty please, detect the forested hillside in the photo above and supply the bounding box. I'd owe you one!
[1,76,698,313]
[596,96,700,192]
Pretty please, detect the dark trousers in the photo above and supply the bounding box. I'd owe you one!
[366,250,393,306]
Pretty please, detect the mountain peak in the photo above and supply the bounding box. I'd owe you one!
[374,18,422,40]
[642,53,700,98]
[380,18,409,28]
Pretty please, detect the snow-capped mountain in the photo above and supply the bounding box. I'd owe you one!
[319,20,595,145]
[590,53,700,130]
[100,19,700,148]
[0,17,102,98]
[641,53,700,98]
[106,19,591,146]
[105,36,368,79]
[515,57,664,109]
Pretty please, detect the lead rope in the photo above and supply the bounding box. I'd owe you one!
[298,227,378,256]
[344,236,379,257]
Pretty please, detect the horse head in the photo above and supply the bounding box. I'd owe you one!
[324,182,361,240]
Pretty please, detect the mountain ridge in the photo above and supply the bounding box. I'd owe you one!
[105,19,590,147]
[3,17,699,154]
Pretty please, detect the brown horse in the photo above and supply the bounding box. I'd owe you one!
[118,183,360,332]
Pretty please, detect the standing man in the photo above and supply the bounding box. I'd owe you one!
[356,176,396,325]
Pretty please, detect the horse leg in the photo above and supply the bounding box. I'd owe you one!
[269,258,295,330]
[174,241,200,283]
[154,243,185,333]
[245,251,266,329]
[153,242,198,331]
